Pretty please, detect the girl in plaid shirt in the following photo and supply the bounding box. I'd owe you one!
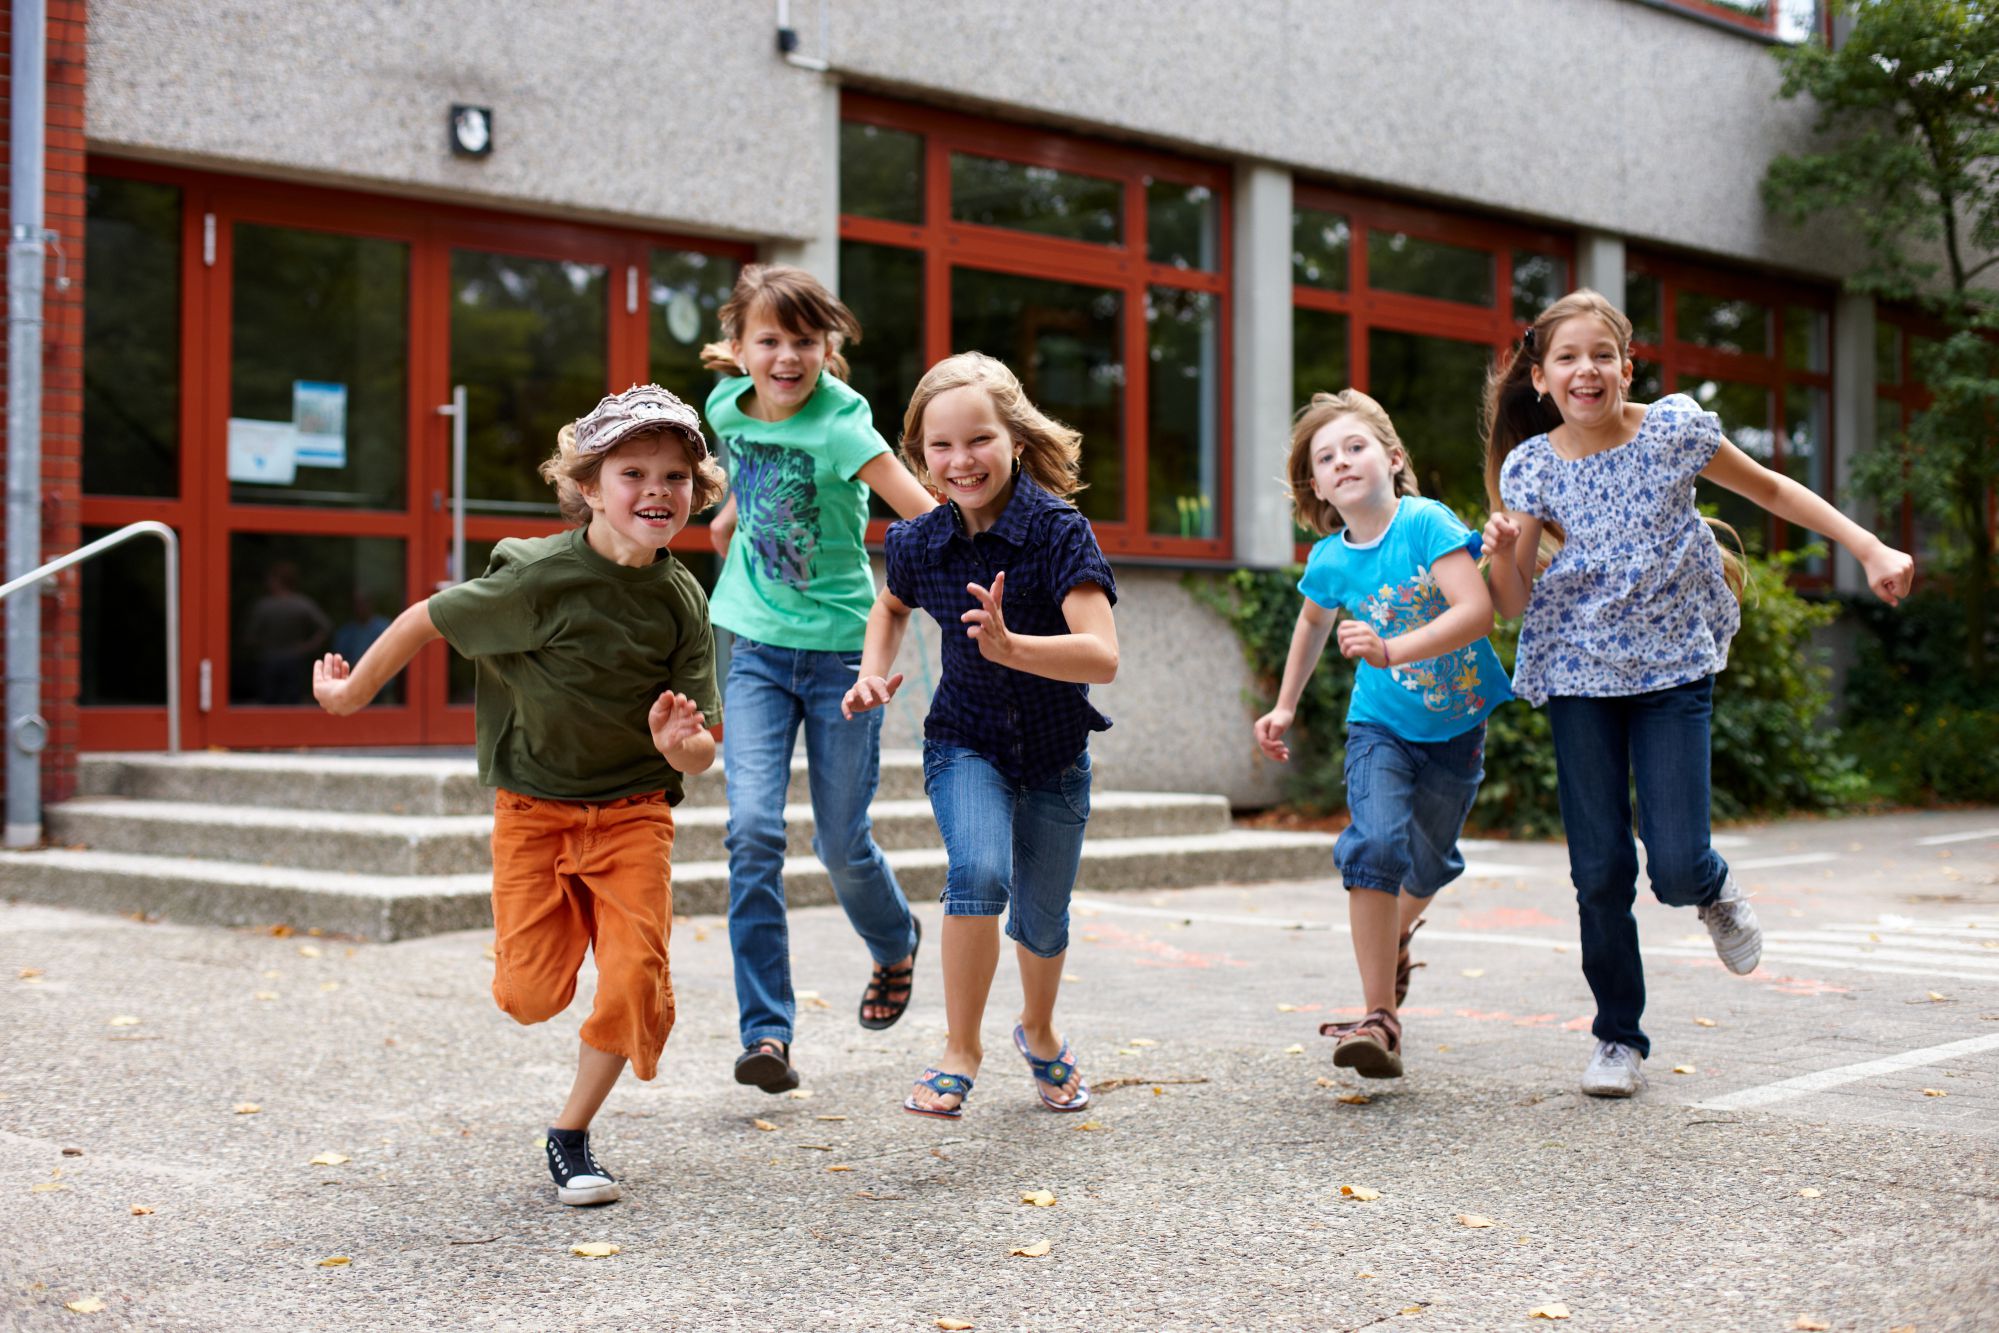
[843,353,1119,1119]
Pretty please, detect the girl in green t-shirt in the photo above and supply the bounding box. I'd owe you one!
[698,264,939,1094]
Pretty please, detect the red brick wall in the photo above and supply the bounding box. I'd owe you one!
[0,0,87,821]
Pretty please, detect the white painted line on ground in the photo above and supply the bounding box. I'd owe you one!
[1731,852,1841,871]
[1641,943,1999,984]
[1695,1032,1999,1111]
[1710,834,1754,849]
[1073,899,1331,931]
[1914,828,1999,846]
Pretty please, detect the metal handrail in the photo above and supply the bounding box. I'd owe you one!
[0,520,179,753]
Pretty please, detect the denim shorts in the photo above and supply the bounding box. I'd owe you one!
[1334,721,1486,898]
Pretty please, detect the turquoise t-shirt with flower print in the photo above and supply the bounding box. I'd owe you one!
[1297,496,1510,742]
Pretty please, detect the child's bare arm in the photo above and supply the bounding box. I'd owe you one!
[1337,549,1493,669]
[649,691,716,774]
[707,495,739,556]
[312,600,442,716]
[856,453,940,520]
[1252,599,1336,763]
[843,588,915,718]
[1701,439,1915,604]
[960,575,1118,685]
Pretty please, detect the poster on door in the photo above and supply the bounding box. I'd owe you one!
[292,380,348,469]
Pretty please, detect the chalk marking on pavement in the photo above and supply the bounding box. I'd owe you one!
[1695,1032,1999,1111]
[1914,827,1999,846]
[1730,853,1840,871]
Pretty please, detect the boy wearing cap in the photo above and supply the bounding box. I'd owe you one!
[311,384,728,1207]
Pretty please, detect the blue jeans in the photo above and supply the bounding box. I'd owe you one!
[1547,675,1731,1059]
[723,637,916,1047]
[923,742,1092,958]
[1335,722,1486,898]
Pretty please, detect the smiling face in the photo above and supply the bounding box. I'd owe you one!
[920,384,1019,530]
[1309,412,1403,521]
[732,300,828,423]
[1531,313,1633,430]
[578,432,697,566]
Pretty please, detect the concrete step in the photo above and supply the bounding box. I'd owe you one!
[0,830,1338,941]
[77,750,930,815]
[44,791,1234,875]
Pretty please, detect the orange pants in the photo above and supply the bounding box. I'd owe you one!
[489,789,675,1081]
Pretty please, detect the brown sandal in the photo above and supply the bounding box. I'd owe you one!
[1395,919,1427,1008]
[1323,1007,1404,1079]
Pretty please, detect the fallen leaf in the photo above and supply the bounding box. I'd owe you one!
[752,1119,778,1131]
[1399,1306,1425,1317]
[19,967,43,979]
[1128,1037,1158,1048]
[807,997,831,1010]
[825,1165,854,1173]
[61,1147,83,1157]
[1314,1076,1336,1088]
[1923,1088,1948,1097]
[297,945,322,958]
[1672,1064,1696,1075]
[482,944,496,960]
[1435,1045,1452,1053]
[1339,1184,1381,1201]
[129,1205,153,1216]
[1693,1017,1717,1027]
[310,1152,350,1166]
[30,1182,67,1193]
[1008,1239,1052,1257]
[254,991,279,1001]
[936,1321,974,1332]
[1283,1044,1305,1055]
[1072,1120,1107,1131]
[1337,1093,1371,1105]
[233,1103,261,1115]
[1552,944,1568,953]
[1153,1086,1166,1096]
[1793,1319,1829,1332]
[1020,1190,1057,1207]
[317,1256,350,1267]
[1457,1213,1494,1228]
[1276,1003,1300,1013]
[64,1298,106,1314]
[1928,991,1947,1002]
[1890,1326,1918,1333]
[107,1016,140,1027]
[786,1089,813,1099]
[319,982,340,993]
[1460,968,1485,978]
[1116,1047,1139,1056]
[1529,1304,1570,1321]
[815,1115,848,1122]
[1356,1270,1376,1278]
[570,1242,620,1258]
[1797,1187,1822,1198]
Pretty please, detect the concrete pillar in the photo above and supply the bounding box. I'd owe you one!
[1831,290,1875,595]
[1231,161,1295,570]
[765,78,841,288]
[1575,230,1625,302]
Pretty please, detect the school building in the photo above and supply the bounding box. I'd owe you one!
[0,0,1917,821]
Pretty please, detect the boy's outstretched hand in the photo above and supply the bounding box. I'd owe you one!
[312,653,362,716]
[1863,542,1915,607]
[841,673,904,720]
[1252,706,1295,763]
[648,690,708,759]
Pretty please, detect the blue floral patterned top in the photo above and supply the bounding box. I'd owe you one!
[1499,394,1741,706]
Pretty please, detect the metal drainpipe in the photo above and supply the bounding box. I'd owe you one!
[6,0,50,848]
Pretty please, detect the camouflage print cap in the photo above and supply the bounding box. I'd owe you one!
[573,383,708,459]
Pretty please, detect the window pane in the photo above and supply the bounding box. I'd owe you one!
[451,251,606,515]
[1782,385,1829,575]
[838,241,926,519]
[1367,231,1494,307]
[949,154,1120,245]
[1293,307,1350,401]
[1146,179,1216,270]
[1631,358,1666,404]
[84,177,181,499]
[1777,0,1821,42]
[1784,305,1827,373]
[229,226,409,510]
[1627,273,1663,345]
[1365,329,1494,518]
[1683,376,1773,554]
[78,524,172,706]
[840,122,923,224]
[1675,290,1770,356]
[1875,322,1903,386]
[649,248,740,454]
[230,532,406,706]
[1146,287,1218,537]
[1512,252,1566,325]
[1292,208,1351,291]
[951,268,1125,523]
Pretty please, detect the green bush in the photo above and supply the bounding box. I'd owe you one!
[1835,587,1999,803]
[1191,548,1860,835]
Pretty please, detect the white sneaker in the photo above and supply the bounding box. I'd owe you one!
[1580,1040,1646,1098]
[1697,872,1763,975]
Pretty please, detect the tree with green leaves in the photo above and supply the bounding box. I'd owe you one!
[1764,0,1999,685]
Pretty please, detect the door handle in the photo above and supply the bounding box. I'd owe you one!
[436,386,467,585]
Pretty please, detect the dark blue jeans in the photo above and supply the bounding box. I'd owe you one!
[1547,676,1731,1058]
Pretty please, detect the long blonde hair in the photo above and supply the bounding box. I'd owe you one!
[1285,390,1419,537]
[1479,287,1744,598]
[900,352,1086,501]
[698,263,861,382]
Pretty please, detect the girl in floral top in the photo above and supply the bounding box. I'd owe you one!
[1482,288,1913,1099]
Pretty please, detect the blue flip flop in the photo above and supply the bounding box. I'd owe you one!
[1012,1023,1091,1112]
[903,1067,974,1119]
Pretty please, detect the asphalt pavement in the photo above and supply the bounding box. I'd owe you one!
[3,808,1996,1331]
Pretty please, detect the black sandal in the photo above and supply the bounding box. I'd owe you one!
[733,1038,800,1094]
[858,917,921,1031]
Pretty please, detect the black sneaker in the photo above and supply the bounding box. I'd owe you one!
[544,1128,619,1206]
[733,1038,801,1093]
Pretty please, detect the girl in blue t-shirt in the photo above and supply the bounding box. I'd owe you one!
[1253,389,1510,1081]
[843,352,1119,1119]
[1481,288,1913,1099]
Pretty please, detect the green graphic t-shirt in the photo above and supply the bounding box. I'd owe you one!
[705,372,890,651]
[427,525,721,804]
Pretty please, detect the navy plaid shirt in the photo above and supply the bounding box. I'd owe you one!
[884,474,1117,785]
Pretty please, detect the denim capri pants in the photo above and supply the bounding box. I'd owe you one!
[922,741,1093,957]
[1335,721,1486,897]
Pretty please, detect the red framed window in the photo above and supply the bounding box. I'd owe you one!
[1653,0,1829,42]
[837,92,1232,561]
[1626,251,1838,583]
[1291,184,1574,545]
[1875,304,1997,572]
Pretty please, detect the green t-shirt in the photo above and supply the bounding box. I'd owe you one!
[706,372,890,651]
[427,525,721,804]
